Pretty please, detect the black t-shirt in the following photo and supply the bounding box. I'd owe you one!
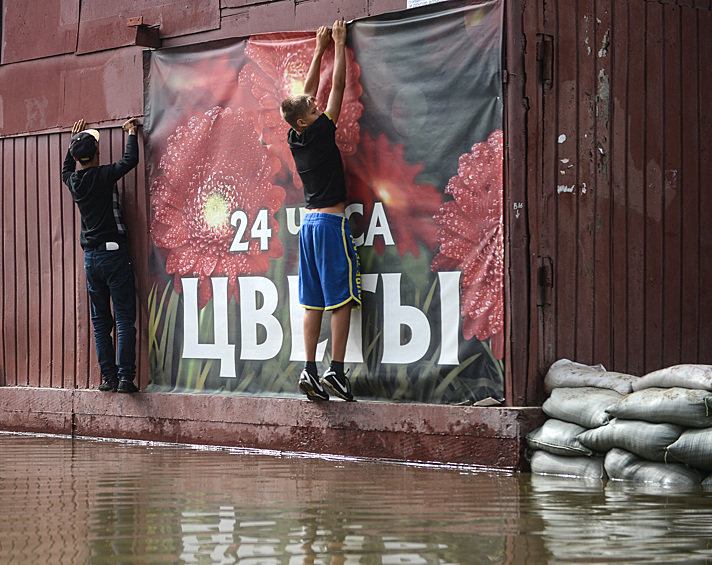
[287,113,347,208]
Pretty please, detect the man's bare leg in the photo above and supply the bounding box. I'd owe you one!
[303,309,324,362]
[329,302,352,363]
[300,308,329,400]
[321,302,355,401]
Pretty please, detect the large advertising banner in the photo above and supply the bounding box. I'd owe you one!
[145,0,504,404]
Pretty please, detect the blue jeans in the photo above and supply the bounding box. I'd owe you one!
[84,246,137,382]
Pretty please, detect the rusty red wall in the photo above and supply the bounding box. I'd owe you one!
[2,0,710,404]
[0,0,406,136]
[0,129,150,388]
[522,0,712,388]
[0,0,407,391]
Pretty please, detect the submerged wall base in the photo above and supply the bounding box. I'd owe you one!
[0,387,544,470]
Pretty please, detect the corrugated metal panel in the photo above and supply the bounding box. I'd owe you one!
[533,0,712,375]
[0,128,149,389]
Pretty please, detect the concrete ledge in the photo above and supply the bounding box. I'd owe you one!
[0,387,545,470]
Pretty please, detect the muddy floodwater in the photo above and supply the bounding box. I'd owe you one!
[1,433,711,564]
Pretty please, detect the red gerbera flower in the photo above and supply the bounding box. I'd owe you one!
[148,52,244,162]
[150,106,286,308]
[345,132,441,257]
[431,130,504,358]
[238,32,363,190]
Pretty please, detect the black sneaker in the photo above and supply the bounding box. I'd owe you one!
[99,377,119,392]
[299,370,329,401]
[117,380,139,394]
[321,368,355,401]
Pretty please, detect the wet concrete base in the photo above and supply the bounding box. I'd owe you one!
[0,387,545,470]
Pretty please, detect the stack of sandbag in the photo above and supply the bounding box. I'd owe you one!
[527,359,712,486]
[527,360,629,481]
[604,368,712,484]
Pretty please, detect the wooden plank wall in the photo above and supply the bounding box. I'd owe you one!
[0,129,150,389]
[530,0,712,377]
[505,0,535,405]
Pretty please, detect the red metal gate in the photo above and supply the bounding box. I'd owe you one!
[525,0,712,381]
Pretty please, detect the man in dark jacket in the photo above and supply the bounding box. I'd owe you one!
[62,118,140,393]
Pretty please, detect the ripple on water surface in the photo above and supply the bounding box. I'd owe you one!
[1,433,711,564]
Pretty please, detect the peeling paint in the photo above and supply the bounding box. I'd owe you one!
[596,68,610,129]
[0,387,545,470]
[25,96,48,130]
[558,134,567,143]
[666,169,679,189]
[598,29,610,57]
[665,169,679,203]
[597,143,609,176]
[557,183,587,196]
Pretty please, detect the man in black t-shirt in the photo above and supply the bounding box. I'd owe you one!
[280,20,361,402]
[62,118,140,393]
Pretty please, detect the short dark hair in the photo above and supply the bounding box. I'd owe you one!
[280,94,312,129]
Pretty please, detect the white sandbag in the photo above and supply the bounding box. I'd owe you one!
[577,418,684,462]
[526,419,593,457]
[703,474,712,488]
[543,387,622,428]
[530,449,607,480]
[633,364,712,392]
[666,428,712,471]
[544,358,638,395]
[604,448,702,485]
[607,387,712,428]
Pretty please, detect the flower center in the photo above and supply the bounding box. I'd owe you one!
[203,191,230,229]
[374,180,406,210]
[464,11,486,28]
[283,58,307,97]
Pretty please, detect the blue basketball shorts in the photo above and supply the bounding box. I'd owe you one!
[298,212,362,310]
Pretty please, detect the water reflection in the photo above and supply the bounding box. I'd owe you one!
[0,434,711,564]
[529,475,712,564]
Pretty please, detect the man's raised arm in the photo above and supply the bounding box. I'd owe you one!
[303,25,332,98]
[325,19,346,124]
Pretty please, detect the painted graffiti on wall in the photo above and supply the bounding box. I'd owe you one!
[144,0,504,403]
